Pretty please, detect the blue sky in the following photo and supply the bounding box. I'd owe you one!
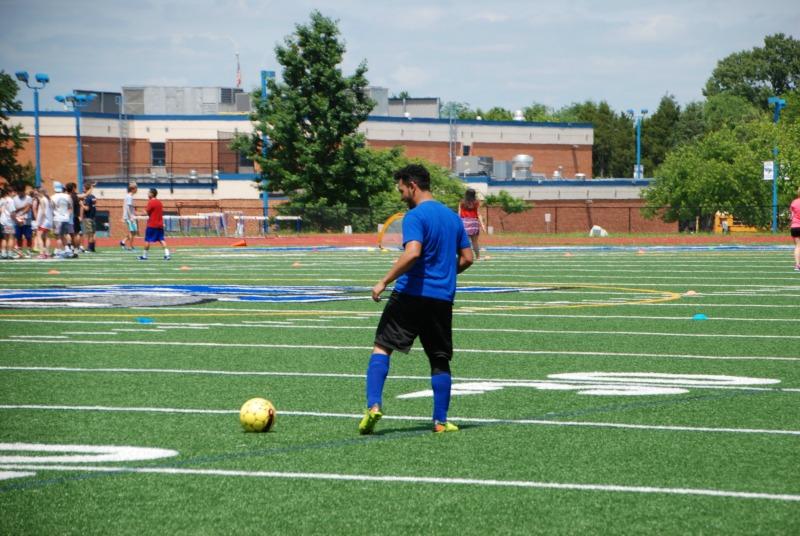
[2,0,798,114]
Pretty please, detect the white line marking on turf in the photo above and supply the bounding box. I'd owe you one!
[0,471,36,481]
[0,443,178,463]
[0,463,797,502]
[1,366,795,395]
[1,338,797,362]
[1,405,799,436]
[7,335,69,339]
[60,332,116,335]
[4,319,799,339]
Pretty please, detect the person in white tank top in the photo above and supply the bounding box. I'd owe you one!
[34,189,53,258]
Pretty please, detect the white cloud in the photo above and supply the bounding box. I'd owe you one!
[389,65,433,91]
[618,13,686,43]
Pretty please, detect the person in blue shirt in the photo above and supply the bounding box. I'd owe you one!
[360,164,473,435]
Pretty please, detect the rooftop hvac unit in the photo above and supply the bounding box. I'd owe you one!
[511,154,533,179]
[456,156,494,176]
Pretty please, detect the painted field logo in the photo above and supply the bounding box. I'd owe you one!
[0,443,178,481]
[397,372,780,399]
[0,285,527,309]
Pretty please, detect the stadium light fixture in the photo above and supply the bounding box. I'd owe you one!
[768,96,787,233]
[55,92,97,192]
[627,109,648,179]
[15,70,50,187]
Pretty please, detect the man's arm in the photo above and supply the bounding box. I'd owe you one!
[457,246,474,274]
[371,240,422,302]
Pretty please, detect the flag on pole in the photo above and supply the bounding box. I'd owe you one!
[235,53,242,88]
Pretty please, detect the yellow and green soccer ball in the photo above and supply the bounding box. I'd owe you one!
[239,397,277,432]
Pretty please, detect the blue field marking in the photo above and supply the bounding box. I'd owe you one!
[0,284,529,308]
[215,244,794,253]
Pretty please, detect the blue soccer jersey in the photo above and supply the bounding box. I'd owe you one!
[394,200,470,302]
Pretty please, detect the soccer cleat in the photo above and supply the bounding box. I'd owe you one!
[120,240,126,250]
[138,256,148,261]
[433,421,459,433]
[795,265,800,272]
[358,408,383,435]
[164,255,171,261]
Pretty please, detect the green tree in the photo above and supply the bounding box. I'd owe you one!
[484,190,532,230]
[673,101,706,147]
[0,70,27,185]
[483,107,513,121]
[560,101,633,177]
[778,89,800,125]
[237,11,376,229]
[523,102,555,122]
[703,93,765,132]
[704,33,800,109]
[640,94,682,174]
[440,101,474,119]
[642,118,800,229]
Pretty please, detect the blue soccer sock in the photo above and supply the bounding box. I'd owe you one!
[365,353,390,409]
[431,372,452,423]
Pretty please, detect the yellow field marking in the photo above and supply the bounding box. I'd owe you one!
[456,284,681,312]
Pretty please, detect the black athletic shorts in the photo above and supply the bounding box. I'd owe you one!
[374,291,453,361]
[791,227,800,238]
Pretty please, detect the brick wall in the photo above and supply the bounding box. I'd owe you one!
[485,200,676,233]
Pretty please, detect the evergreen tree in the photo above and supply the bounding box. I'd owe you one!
[240,11,377,224]
[0,71,27,185]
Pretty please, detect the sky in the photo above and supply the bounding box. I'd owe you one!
[2,0,799,115]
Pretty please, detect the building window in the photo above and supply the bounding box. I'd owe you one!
[462,145,471,156]
[151,142,166,166]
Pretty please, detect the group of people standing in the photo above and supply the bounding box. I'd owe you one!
[0,181,96,259]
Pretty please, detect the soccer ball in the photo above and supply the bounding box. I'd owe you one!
[239,397,277,432]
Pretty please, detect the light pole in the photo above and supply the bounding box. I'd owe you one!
[15,71,50,188]
[768,96,786,233]
[627,108,648,179]
[260,70,275,234]
[55,92,96,192]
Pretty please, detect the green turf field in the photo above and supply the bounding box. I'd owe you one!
[1,246,799,534]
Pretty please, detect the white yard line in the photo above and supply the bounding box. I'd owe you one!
[1,405,799,437]
[1,366,796,395]
[1,338,797,362]
[0,463,798,502]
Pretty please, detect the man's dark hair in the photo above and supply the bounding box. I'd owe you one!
[65,182,76,193]
[149,188,158,197]
[394,164,431,191]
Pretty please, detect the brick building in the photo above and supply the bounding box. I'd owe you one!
[9,97,673,236]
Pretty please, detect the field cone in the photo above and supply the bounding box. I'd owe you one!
[47,269,60,275]
[292,261,302,268]
[563,252,573,257]
[231,240,248,247]
[180,265,191,271]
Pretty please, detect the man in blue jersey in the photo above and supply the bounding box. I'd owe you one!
[360,164,473,435]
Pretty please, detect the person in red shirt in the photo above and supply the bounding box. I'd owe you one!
[139,188,170,261]
[458,188,486,260]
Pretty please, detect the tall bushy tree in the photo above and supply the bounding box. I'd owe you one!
[244,11,377,214]
[0,71,26,185]
[640,94,682,173]
[642,119,799,228]
[704,33,800,108]
[561,101,633,177]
